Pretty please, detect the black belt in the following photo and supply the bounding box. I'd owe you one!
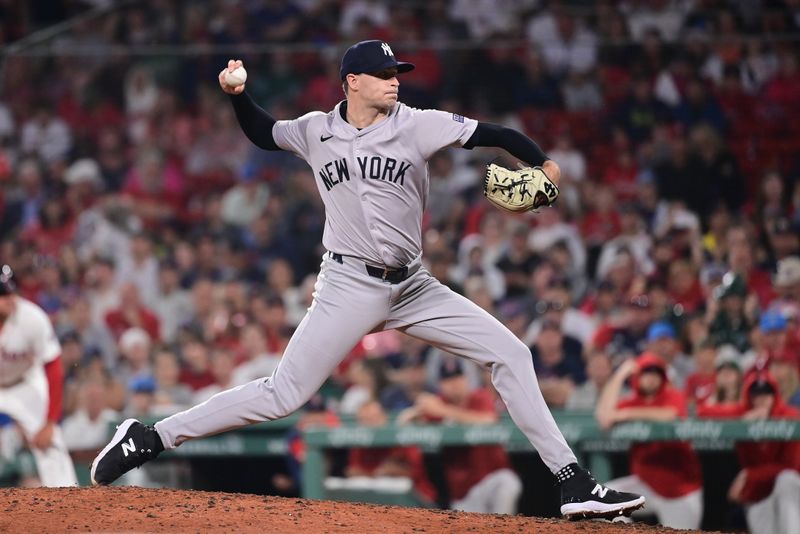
[328,252,410,284]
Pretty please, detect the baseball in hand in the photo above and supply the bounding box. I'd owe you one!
[225,66,247,87]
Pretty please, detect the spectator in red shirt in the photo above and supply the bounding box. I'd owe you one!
[763,51,800,111]
[684,339,718,406]
[667,259,704,315]
[399,358,522,515]
[296,61,345,114]
[698,372,800,534]
[21,195,76,258]
[596,353,704,529]
[346,400,437,505]
[121,147,185,229]
[579,184,622,256]
[177,335,215,392]
[104,282,160,342]
[389,25,442,108]
[769,349,800,408]
[715,65,756,131]
[602,150,638,201]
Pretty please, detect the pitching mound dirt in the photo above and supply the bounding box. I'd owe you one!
[0,487,709,533]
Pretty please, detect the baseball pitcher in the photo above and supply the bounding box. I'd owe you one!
[0,265,77,486]
[92,41,644,518]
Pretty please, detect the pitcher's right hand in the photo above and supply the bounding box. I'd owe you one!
[219,59,245,95]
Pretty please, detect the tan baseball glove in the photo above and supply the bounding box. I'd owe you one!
[483,163,560,213]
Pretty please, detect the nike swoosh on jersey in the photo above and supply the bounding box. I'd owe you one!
[320,134,333,142]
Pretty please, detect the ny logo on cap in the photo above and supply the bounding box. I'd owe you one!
[381,42,394,56]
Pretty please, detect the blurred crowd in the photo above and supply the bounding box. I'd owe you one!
[0,0,799,523]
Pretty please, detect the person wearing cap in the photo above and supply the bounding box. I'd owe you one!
[399,357,523,515]
[126,375,158,418]
[756,310,790,359]
[116,326,155,394]
[596,353,704,529]
[0,265,78,486]
[708,272,755,353]
[645,320,693,389]
[91,40,646,521]
[698,372,800,534]
[64,157,104,220]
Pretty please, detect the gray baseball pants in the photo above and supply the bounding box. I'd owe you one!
[155,252,577,473]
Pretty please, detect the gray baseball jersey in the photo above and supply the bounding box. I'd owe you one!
[272,103,477,267]
[154,99,578,478]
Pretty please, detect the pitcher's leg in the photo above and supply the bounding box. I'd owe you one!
[156,257,390,448]
[387,277,576,472]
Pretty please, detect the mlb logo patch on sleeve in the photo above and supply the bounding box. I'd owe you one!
[452,113,464,123]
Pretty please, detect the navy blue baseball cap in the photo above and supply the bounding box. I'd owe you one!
[340,40,415,80]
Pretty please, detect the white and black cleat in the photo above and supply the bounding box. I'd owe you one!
[90,418,163,486]
[556,463,646,520]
